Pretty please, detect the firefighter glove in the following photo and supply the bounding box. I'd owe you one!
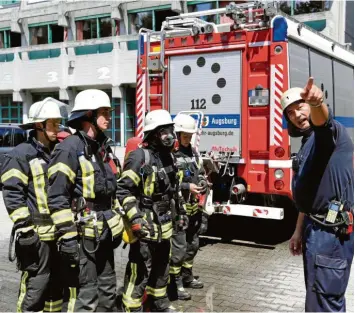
[198,178,208,195]
[58,239,80,268]
[131,217,150,239]
[199,212,209,235]
[15,230,41,272]
[177,214,189,231]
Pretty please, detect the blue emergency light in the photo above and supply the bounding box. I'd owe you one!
[272,16,288,42]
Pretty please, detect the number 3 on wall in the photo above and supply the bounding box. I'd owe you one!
[47,72,58,83]
[98,67,111,80]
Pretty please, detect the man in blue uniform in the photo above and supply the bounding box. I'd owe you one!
[284,77,354,312]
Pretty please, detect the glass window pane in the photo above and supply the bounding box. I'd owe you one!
[188,2,217,23]
[0,31,4,49]
[99,17,112,38]
[2,109,9,118]
[83,19,97,40]
[129,11,153,34]
[115,117,121,129]
[126,117,134,129]
[155,10,178,31]
[30,26,48,45]
[278,1,292,15]
[51,24,64,43]
[11,108,17,118]
[294,1,326,15]
[114,131,121,144]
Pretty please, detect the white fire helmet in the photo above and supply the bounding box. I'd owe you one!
[173,114,197,134]
[143,109,174,134]
[280,87,304,113]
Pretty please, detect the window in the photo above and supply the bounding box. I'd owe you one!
[188,1,218,24]
[279,0,330,16]
[29,24,64,45]
[0,95,22,124]
[76,16,117,40]
[128,7,178,34]
[103,94,121,145]
[0,29,21,48]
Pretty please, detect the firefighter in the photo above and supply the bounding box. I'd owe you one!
[168,114,208,301]
[1,98,67,312]
[116,109,188,312]
[283,78,354,312]
[47,89,123,312]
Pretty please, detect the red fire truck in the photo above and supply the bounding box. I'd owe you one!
[130,1,354,221]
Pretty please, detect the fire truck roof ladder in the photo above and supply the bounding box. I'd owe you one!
[162,1,271,34]
[139,28,167,111]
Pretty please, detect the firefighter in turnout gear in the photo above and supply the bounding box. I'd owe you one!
[47,89,123,312]
[116,109,188,312]
[168,114,208,301]
[1,98,67,312]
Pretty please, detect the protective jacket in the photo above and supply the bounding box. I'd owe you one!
[47,131,123,243]
[175,144,206,216]
[1,132,56,240]
[116,147,186,242]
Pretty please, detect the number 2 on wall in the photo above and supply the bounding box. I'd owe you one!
[191,98,206,110]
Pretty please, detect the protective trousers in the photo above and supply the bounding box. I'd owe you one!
[302,216,354,312]
[16,241,63,312]
[122,240,171,312]
[61,239,117,312]
[181,213,201,284]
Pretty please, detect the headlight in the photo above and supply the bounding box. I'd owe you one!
[274,169,284,179]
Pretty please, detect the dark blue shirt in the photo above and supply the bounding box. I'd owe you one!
[292,112,354,214]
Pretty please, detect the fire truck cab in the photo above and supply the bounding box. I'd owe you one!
[131,1,354,221]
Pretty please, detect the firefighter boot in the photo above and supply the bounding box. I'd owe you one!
[183,278,204,289]
[182,267,204,289]
[168,275,191,301]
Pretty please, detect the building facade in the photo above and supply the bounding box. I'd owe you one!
[0,0,353,152]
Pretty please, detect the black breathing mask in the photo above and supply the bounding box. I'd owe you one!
[158,126,176,147]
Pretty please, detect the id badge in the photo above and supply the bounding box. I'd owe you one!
[326,201,341,223]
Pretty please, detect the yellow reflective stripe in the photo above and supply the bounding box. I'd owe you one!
[182,261,193,269]
[162,222,172,233]
[107,214,124,238]
[9,207,30,223]
[127,207,138,220]
[113,198,121,210]
[186,203,199,215]
[1,168,28,185]
[59,231,77,241]
[122,294,142,309]
[67,287,76,313]
[146,285,167,298]
[17,225,35,233]
[48,162,76,183]
[78,155,95,199]
[162,228,173,239]
[51,209,73,226]
[16,271,28,312]
[30,158,49,214]
[35,225,56,241]
[178,170,184,183]
[122,196,136,207]
[169,266,181,275]
[121,169,141,186]
[126,262,137,300]
[144,172,155,196]
[44,299,63,312]
[83,221,104,238]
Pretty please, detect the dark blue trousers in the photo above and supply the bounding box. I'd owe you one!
[303,216,354,312]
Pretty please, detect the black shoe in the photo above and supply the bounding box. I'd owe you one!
[183,278,204,289]
[177,287,191,301]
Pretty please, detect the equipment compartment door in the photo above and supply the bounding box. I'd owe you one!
[169,51,242,155]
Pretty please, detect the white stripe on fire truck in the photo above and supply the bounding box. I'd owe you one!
[272,64,284,146]
[250,160,292,168]
[248,41,271,47]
